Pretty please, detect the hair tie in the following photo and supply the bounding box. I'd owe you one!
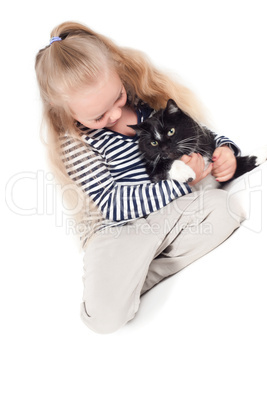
[49,36,62,45]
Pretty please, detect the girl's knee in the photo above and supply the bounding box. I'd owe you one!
[209,188,244,221]
[202,189,243,230]
[80,300,134,334]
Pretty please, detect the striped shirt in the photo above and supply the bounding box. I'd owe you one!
[60,102,240,246]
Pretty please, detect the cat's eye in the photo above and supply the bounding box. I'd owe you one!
[167,128,175,137]
[151,141,158,146]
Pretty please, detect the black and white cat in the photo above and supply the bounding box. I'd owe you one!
[129,99,267,189]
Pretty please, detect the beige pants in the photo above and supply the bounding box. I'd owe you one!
[81,189,243,334]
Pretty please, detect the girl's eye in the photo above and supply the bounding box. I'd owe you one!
[151,141,158,146]
[117,91,123,101]
[95,115,104,123]
[94,90,124,123]
[167,128,175,136]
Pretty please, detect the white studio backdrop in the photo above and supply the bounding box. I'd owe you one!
[2,1,267,401]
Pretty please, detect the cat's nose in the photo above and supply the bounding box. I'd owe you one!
[161,146,168,157]
[161,153,169,160]
[162,151,175,160]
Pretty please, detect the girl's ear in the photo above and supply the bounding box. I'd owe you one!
[165,99,180,115]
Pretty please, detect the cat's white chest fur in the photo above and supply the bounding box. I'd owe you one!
[169,157,220,191]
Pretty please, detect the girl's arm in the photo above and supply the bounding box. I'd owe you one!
[60,136,192,222]
[213,134,241,182]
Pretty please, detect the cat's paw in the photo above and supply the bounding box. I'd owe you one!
[169,160,196,183]
[252,145,267,165]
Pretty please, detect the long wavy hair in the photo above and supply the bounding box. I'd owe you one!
[35,21,208,244]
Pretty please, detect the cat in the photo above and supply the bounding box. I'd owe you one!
[129,99,267,189]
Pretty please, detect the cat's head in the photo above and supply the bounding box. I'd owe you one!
[129,99,196,162]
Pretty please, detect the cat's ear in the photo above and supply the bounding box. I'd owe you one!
[165,99,180,115]
[127,124,142,134]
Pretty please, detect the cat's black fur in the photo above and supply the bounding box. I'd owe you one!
[129,99,263,185]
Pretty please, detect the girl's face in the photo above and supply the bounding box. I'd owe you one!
[68,71,127,129]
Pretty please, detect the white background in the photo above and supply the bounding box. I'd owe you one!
[2,1,267,401]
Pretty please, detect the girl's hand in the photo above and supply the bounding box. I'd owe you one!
[211,146,237,182]
[180,153,213,186]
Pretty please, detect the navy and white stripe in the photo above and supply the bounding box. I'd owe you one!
[60,130,190,222]
[214,134,240,154]
[60,104,240,243]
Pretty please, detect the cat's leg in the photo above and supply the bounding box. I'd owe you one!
[169,160,196,183]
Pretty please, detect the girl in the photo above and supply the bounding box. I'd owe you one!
[35,21,242,334]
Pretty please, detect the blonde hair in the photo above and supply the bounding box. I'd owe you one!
[35,21,208,244]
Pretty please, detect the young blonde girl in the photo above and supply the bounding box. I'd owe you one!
[35,21,242,334]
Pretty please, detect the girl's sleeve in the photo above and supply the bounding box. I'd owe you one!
[214,134,241,156]
[60,136,191,222]
[202,125,241,156]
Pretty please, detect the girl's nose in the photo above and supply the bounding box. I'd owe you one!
[108,107,122,123]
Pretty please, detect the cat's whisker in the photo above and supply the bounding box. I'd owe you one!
[177,143,211,157]
[177,135,198,143]
[179,142,197,147]
[151,154,161,174]
[154,154,160,166]
[139,153,146,159]
[177,145,196,153]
